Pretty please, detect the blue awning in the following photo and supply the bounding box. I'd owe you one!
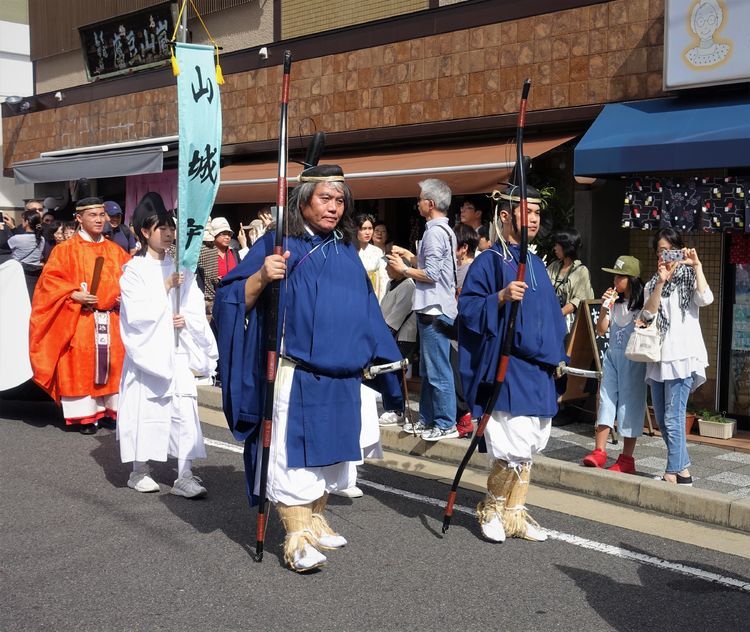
[574,96,750,176]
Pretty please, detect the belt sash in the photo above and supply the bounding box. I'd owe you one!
[93,310,111,385]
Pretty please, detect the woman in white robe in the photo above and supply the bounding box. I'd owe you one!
[117,209,218,498]
[334,213,388,498]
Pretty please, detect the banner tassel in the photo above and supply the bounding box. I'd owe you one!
[171,52,180,76]
[214,46,225,84]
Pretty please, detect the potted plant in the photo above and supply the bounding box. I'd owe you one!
[685,407,698,435]
[697,410,737,440]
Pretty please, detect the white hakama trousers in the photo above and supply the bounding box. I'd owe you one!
[258,359,350,506]
[484,411,551,468]
[343,384,383,489]
[62,394,119,423]
[118,392,206,463]
[117,351,206,464]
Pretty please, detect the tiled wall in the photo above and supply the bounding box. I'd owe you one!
[4,0,667,164]
[281,0,427,39]
[629,230,723,408]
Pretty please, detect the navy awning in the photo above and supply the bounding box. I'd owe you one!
[13,145,165,184]
[574,96,750,177]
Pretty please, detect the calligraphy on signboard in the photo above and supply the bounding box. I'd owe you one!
[79,2,177,81]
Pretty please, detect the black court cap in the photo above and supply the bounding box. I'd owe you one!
[498,184,542,205]
[75,197,104,211]
[299,164,345,182]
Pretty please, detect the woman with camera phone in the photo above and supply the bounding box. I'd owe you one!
[642,228,712,486]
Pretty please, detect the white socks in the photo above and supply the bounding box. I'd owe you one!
[178,458,192,479]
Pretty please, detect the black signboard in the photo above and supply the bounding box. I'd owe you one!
[79,2,178,81]
[561,299,608,402]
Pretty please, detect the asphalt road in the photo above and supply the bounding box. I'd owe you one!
[2,400,749,632]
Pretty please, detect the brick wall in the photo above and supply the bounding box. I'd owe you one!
[629,230,723,409]
[3,0,666,165]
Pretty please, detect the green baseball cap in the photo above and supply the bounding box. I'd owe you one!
[602,255,640,277]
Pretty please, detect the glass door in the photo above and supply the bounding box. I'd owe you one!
[724,262,750,427]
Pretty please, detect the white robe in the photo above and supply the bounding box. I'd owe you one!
[0,259,32,390]
[358,243,388,303]
[117,253,218,464]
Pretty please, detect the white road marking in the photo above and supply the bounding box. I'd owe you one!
[204,437,750,593]
[204,437,244,454]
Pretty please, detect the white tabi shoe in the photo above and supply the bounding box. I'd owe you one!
[127,471,160,493]
[522,520,548,542]
[292,542,327,572]
[331,486,364,498]
[318,533,347,549]
[480,514,506,543]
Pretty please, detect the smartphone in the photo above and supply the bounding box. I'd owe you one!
[661,249,685,262]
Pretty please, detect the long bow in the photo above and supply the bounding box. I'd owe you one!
[442,79,531,533]
[255,49,292,562]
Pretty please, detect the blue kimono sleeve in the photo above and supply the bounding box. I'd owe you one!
[457,253,506,412]
[213,233,276,441]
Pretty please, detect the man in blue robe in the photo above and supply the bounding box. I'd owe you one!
[214,164,402,572]
[458,185,566,544]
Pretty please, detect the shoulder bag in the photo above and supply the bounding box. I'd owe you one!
[624,320,662,363]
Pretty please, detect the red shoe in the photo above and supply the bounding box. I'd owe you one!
[581,449,607,468]
[607,454,636,474]
[456,412,473,438]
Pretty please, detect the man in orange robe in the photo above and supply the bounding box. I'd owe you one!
[30,197,130,434]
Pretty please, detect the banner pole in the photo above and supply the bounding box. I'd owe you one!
[173,1,188,347]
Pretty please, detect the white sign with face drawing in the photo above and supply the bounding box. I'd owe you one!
[664,0,750,90]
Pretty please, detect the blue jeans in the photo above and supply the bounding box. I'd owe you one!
[417,315,456,430]
[649,376,694,474]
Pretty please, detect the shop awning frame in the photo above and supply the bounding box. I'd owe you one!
[13,144,168,184]
[574,95,750,177]
[217,135,574,203]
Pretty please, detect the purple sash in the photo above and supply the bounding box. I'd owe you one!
[94,310,110,385]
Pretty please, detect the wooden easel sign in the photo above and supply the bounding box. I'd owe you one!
[561,299,610,402]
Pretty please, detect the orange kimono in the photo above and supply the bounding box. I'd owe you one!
[30,234,130,418]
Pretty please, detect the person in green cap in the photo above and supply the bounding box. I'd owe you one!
[582,255,646,473]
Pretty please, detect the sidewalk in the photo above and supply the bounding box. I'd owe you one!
[196,385,750,532]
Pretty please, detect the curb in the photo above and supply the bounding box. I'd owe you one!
[196,386,749,533]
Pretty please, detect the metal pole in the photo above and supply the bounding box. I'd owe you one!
[174,2,188,347]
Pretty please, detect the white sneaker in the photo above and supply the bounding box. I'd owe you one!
[523,522,548,542]
[127,471,160,493]
[480,514,506,543]
[171,475,208,498]
[318,533,347,549]
[292,543,327,572]
[331,486,364,498]
[378,411,404,426]
[421,425,460,442]
[403,420,427,434]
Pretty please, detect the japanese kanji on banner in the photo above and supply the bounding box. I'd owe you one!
[176,42,222,272]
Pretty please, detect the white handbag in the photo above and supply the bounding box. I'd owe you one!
[625,320,662,362]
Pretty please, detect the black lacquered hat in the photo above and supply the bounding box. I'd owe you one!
[299,164,345,183]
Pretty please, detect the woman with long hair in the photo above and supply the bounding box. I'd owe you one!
[355,212,388,303]
[642,228,713,486]
[41,221,65,261]
[547,227,594,333]
[8,209,45,297]
[117,205,217,497]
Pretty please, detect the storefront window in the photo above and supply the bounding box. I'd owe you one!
[728,263,750,418]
